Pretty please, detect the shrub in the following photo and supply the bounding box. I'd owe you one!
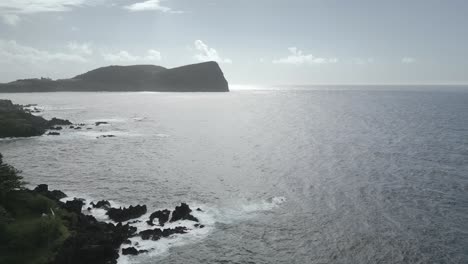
[0,153,26,196]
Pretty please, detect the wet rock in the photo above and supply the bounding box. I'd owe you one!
[64,199,85,214]
[170,203,199,222]
[95,121,109,126]
[34,184,48,193]
[74,127,82,130]
[33,184,67,201]
[53,214,137,264]
[147,209,170,226]
[69,125,75,129]
[122,247,148,256]
[139,226,187,241]
[48,117,72,127]
[49,190,67,200]
[106,204,147,222]
[123,239,131,244]
[97,135,115,138]
[194,224,205,228]
[196,208,203,212]
[49,126,63,130]
[47,132,60,136]
[91,200,111,209]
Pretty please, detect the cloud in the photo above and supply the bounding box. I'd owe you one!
[0,39,88,64]
[67,42,93,55]
[0,0,89,25]
[124,0,183,13]
[273,47,338,65]
[193,40,232,64]
[1,14,20,26]
[0,0,87,14]
[102,49,162,62]
[402,57,416,64]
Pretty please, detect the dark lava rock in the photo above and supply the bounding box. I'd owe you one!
[47,132,60,136]
[106,205,147,222]
[97,135,115,138]
[147,209,170,226]
[69,125,75,129]
[123,239,131,244]
[34,184,48,193]
[196,208,203,212]
[170,203,199,222]
[49,126,63,130]
[95,121,109,126]
[91,200,111,209]
[122,247,138,255]
[122,247,148,255]
[139,226,187,241]
[53,214,137,264]
[87,127,92,130]
[48,117,72,127]
[194,224,205,228]
[74,127,82,130]
[64,199,85,214]
[33,184,67,201]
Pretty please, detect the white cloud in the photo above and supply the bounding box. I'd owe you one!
[0,0,89,25]
[1,14,20,26]
[0,0,87,14]
[402,57,416,64]
[193,40,232,64]
[124,0,183,13]
[0,39,88,64]
[67,42,93,55]
[273,47,338,65]
[102,49,162,62]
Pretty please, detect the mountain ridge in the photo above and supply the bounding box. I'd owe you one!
[0,61,229,92]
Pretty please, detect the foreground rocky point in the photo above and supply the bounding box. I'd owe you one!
[1,177,204,264]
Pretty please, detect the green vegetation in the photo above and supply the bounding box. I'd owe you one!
[0,100,48,138]
[0,154,69,264]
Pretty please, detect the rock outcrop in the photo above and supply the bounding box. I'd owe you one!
[106,205,147,222]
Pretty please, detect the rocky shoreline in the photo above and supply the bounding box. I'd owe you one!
[4,182,204,264]
[0,99,118,139]
[0,99,73,138]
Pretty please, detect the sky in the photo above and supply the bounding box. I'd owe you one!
[0,0,467,85]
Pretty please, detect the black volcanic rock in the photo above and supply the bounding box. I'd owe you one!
[139,226,187,241]
[91,200,111,209]
[53,214,137,264]
[170,203,199,222]
[106,205,147,222]
[33,184,67,201]
[64,199,85,214]
[0,62,229,92]
[147,209,170,226]
[48,117,72,126]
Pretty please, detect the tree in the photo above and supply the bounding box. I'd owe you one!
[0,153,25,195]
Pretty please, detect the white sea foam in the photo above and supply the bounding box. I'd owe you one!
[60,196,285,263]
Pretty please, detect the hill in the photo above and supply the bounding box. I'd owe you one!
[0,61,229,92]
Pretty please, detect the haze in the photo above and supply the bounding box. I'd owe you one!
[0,0,467,85]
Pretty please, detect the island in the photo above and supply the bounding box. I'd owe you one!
[0,61,229,93]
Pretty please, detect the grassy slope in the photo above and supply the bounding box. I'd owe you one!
[0,191,70,264]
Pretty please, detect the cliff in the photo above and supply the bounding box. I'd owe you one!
[0,62,229,92]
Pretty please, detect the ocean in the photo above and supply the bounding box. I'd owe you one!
[1,85,467,263]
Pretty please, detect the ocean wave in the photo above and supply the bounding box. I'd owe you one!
[60,195,286,263]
